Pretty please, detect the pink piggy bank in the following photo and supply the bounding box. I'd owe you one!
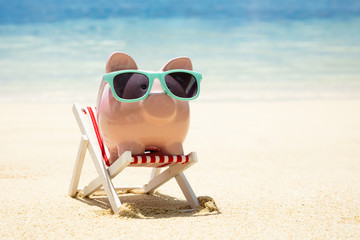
[96,52,201,165]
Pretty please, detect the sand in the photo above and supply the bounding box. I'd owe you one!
[1,99,360,239]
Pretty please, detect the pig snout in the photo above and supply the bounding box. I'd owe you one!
[143,93,176,121]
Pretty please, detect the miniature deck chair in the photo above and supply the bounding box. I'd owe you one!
[69,103,199,214]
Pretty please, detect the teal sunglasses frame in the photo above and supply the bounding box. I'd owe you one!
[103,69,202,102]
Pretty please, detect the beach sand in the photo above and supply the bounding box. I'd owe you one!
[1,99,360,239]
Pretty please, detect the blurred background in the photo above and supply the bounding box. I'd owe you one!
[0,0,359,103]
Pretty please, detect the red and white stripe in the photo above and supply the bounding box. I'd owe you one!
[131,154,189,168]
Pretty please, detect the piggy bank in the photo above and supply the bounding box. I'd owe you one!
[96,52,201,165]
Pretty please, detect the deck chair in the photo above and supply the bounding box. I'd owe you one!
[69,103,199,214]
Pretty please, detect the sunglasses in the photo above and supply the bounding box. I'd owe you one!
[103,69,202,102]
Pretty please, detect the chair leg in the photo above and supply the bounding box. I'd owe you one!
[175,173,199,209]
[83,151,132,197]
[98,170,122,214]
[69,135,89,197]
[143,159,196,193]
[147,168,161,194]
[150,168,161,180]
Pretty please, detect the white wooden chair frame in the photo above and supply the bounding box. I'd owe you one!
[69,103,199,214]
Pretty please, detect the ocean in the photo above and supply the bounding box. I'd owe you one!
[0,1,360,103]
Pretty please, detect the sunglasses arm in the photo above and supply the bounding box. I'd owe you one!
[96,78,107,120]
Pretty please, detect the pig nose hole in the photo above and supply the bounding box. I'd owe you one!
[141,85,147,90]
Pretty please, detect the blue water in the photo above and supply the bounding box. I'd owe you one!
[1,0,360,24]
[0,1,360,103]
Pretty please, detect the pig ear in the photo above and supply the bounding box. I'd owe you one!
[161,57,193,71]
[105,52,138,73]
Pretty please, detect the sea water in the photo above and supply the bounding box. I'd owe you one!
[0,1,360,103]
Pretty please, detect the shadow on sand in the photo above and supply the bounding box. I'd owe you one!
[73,189,220,219]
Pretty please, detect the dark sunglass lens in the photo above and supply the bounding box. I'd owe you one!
[165,72,198,99]
[113,73,149,100]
